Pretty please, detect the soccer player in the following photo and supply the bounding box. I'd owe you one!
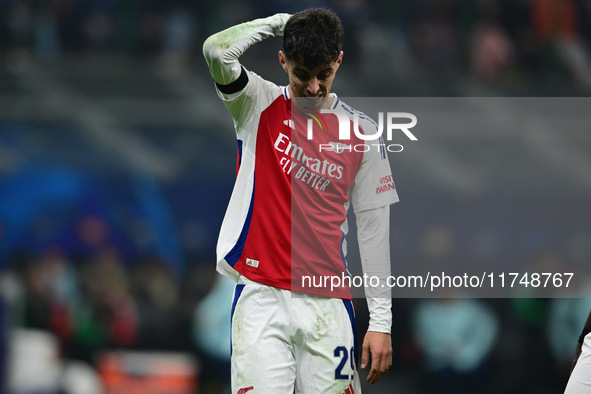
[564,309,591,394]
[203,8,398,393]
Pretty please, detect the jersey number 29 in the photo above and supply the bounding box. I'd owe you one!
[334,346,355,380]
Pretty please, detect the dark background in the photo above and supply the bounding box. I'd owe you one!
[0,0,590,393]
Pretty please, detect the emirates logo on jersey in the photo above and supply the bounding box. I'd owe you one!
[237,387,254,394]
[274,133,343,180]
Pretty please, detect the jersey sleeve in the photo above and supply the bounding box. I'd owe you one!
[203,13,289,85]
[215,70,283,135]
[350,118,399,213]
[357,205,393,333]
[202,13,290,134]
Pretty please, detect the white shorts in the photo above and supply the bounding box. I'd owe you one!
[230,276,361,394]
[564,332,591,394]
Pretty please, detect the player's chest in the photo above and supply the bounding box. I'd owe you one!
[255,103,363,196]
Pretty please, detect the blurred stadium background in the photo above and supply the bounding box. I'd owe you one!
[0,0,590,393]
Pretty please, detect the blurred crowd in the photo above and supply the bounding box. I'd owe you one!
[0,217,225,392]
[0,0,590,94]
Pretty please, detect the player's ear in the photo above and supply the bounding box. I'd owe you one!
[331,51,344,73]
[279,51,289,73]
[336,51,343,66]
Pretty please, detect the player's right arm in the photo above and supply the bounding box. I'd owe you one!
[203,13,290,90]
[203,14,289,127]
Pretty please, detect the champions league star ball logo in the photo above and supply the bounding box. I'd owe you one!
[303,109,418,153]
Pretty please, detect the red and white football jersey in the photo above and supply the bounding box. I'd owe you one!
[215,70,398,298]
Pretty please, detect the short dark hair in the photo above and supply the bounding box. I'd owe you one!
[282,8,344,70]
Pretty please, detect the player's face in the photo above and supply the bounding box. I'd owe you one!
[279,51,343,103]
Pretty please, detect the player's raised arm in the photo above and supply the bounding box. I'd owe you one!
[202,13,290,87]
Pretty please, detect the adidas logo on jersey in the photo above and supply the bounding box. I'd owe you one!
[246,258,259,268]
